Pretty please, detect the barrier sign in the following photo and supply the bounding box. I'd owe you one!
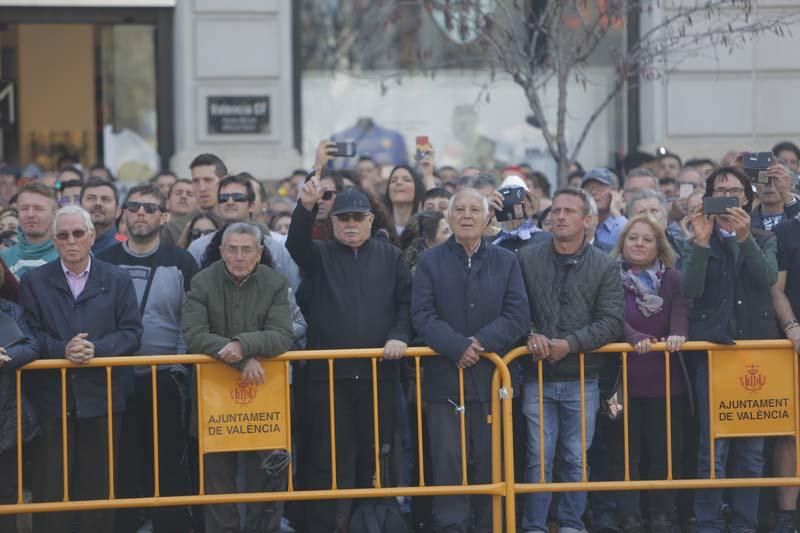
[197,360,289,453]
[710,348,797,438]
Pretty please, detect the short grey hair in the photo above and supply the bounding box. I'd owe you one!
[624,169,659,190]
[626,189,668,218]
[627,167,656,179]
[53,205,94,235]
[221,222,263,246]
[552,187,593,217]
[447,187,490,219]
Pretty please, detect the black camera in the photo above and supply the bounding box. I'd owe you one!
[743,152,773,184]
[495,186,527,222]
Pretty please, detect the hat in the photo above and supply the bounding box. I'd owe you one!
[581,168,615,187]
[499,175,530,192]
[22,164,42,179]
[331,188,372,216]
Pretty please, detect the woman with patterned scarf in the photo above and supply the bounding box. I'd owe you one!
[609,214,690,533]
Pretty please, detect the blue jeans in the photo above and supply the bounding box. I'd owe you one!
[694,359,764,533]
[521,379,600,533]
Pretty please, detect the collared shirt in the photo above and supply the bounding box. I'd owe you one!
[456,238,481,257]
[595,215,627,251]
[62,257,91,299]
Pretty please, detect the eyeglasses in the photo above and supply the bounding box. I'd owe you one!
[334,212,369,222]
[712,187,745,197]
[222,244,259,257]
[190,228,216,240]
[321,190,336,201]
[55,229,88,241]
[125,201,162,214]
[218,193,249,203]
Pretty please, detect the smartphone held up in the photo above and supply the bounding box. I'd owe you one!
[702,196,738,215]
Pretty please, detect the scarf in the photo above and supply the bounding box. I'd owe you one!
[492,219,540,246]
[620,259,665,317]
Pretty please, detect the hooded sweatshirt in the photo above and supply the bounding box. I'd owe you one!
[1,233,59,279]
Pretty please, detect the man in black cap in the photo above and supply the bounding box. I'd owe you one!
[286,161,412,532]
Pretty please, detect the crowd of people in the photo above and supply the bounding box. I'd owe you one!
[0,138,800,533]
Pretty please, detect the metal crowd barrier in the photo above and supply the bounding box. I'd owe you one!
[2,341,799,533]
[505,339,800,497]
[0,348,517,532]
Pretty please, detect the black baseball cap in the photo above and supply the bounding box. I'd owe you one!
[331,188,371,216]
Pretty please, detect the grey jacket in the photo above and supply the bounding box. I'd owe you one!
[518,240,624,381]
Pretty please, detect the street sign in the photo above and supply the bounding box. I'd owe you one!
[206,95,270,135]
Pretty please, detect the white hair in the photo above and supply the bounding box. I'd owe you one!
[447,187,489,219]
[53,205,95,235]
[222,222,263,246]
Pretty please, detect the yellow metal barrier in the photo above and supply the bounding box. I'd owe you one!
[0,348,517,532]
[4,341,798,532]
[503,339,800,497]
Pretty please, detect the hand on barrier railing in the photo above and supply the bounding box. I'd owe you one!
[241,358,266,385]
[457,338,482,368]
[665,335,687,352]
[382,339,407,360]
[527,333,550,360]
[634,338,653,354]
[218,340,243,364]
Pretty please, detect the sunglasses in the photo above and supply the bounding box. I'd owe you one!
[334,212,369,222]
[55,229,88,241]
[191,228,216,240]
[321,190,336,201]
[218,193,249,203]
[58,194,81,207]
[125,201,162,214]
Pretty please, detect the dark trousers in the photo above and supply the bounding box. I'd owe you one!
[31,414,120,533]
[610,396,685,520]
[303,378,397,533]
[426,401,492,533]
[0,448,18,532]
[204,450,288,533]
[115,371,192,533]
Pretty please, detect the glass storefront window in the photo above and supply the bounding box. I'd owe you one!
[98,25,159,182]
[299,0,625,183]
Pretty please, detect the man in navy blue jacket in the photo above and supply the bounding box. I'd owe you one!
[19,205,142,533]
[412,187,530,533]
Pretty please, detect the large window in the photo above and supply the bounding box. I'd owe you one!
[298,0,625,180]
[98,25,159,182]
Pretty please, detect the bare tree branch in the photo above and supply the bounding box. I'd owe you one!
[301,0,799,184]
